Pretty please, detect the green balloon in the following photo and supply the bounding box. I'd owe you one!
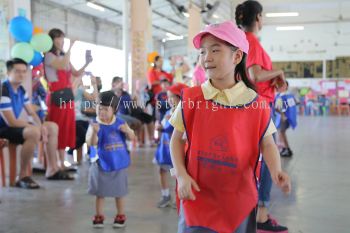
[300,88,309,96]
[11,42,34,63]
[30,33,53,52]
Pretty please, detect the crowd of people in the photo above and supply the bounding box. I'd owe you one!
[1,1,300,232]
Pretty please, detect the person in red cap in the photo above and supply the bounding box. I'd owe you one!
[236,1,289,232]
[169,21,291,233]
[31,64,47,122]
[154,82,189,208]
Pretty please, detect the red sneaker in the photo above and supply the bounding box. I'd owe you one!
[113,214,127,228]
[92,215,104,228]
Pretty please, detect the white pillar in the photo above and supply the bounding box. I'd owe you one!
[123,0,130,92]
[187,3,202,63]
[0,1,10,78]
[322,59,327,79]
[130,0,151,93]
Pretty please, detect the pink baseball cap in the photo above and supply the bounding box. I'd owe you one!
[193,21,249,54]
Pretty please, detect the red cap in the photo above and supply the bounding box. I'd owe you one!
[168,83,189,96]
[32,63,43,78]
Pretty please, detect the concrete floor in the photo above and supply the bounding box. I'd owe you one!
[1,116,350,233]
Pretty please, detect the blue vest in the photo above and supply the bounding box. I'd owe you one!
[97,118,130,172]
[275,93,298,129]
[155,110,174,166]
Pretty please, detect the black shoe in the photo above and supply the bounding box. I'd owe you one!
[280,148,293,157]
[64,165,78,173]
[47,170,74,180]
[257,216,288,232]
[15,176,40,189]
[32,167,46,174]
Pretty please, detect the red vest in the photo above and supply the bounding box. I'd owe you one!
[48,69,72,92]
[181,86,270,233]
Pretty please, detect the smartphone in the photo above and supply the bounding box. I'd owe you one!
[85,49,92,63]
[86,49,91,57]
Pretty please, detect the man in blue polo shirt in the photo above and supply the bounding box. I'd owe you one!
[0,58,73,189]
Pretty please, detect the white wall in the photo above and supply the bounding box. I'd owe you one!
[260,22,350,62]
[31,0,122,49]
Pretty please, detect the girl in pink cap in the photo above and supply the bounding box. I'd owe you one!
[169,21,291,233]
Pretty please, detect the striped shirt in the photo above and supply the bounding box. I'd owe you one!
[0,79,30,127]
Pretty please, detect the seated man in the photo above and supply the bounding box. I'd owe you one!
[112,77,155,146]
[111,76,142,131]
[0,59,73,189]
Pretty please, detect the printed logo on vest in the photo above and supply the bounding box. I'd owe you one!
[210,134,229,152]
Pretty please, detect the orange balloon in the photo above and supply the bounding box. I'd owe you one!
[147,51,158,63]
[33,26,43,35]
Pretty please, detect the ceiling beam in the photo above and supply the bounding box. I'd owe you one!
[90,1,187,32]
[37,0,182,37]
[264,19,350,26]
[152,9,187,29]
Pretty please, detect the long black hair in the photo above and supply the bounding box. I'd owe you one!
[48,28,65,55]
[235,1,263,29]
[223,41,255,91]
[235,53,255,91]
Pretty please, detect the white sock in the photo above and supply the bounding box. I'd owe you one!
[161,189,170,197]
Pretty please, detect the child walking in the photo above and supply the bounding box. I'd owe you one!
[155,83,188,208]
[169,21,291,233]
[275,82,297,157]
[88,91,135,228]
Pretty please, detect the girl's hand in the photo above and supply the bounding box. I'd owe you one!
[177,173,200,200]
[155,121,163,131]
[92,123,99,132]
[90,75,97,85]
[272,70,287,91]
[119,124,129,133]
[271,170,291,194]
[119,124,135,139]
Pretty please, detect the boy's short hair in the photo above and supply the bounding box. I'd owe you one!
[98,91,120,112]
[112,76,123,84]
[6,58,28,72]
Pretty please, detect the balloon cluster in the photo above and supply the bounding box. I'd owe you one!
[9,16,53,67]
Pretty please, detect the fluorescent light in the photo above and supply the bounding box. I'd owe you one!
[166,32,177,37]
[266,12,299,17]
[87,2,105,12]
[276,26,304,31]
[183,12,189,17]
[213,14,220,19]
[163,32,184,42]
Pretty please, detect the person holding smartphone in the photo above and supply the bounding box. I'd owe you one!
[44,28,92,169]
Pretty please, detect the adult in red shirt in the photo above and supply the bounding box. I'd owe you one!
[236,1,288,233]
[147,55,174,97]
[44,28,92,168]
